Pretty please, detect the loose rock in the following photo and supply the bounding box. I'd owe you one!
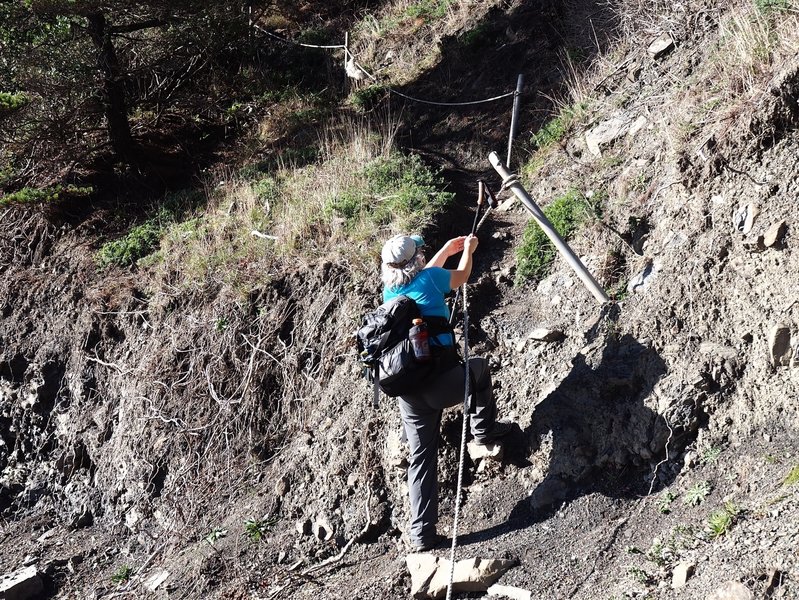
[767,324,792,367]
[0,566,43,600]
[671,562,695,588]
[406,554,516,599]
[648,33,675,58]
[764,220,787,247]
[528,328,564,343]
[487,583,532,599]
[708,581,753,600]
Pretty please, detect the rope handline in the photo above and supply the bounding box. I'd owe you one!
[447,284,471,600]
[389,88,515,107]
[252,26,516,107]
[252,24,346,49]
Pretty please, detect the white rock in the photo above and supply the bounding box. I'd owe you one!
[764,220,787,247]
[487,583,532,599]
[648,33,675,58]
[671,562,695,588]
[144,569,170,592]
[733,203,758,234]
[628,115,649,137]
[585,115,631,156]
[406,554,515,599]
[467,441,504,462]
[0,566,43,600]
[312,515,334,541]
[528,328,564,343]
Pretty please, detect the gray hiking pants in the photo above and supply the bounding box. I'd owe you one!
[398,356,497,547]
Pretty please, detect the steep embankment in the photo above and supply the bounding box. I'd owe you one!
[1,1,798,599]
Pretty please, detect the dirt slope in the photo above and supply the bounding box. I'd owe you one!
[1,1,798,599]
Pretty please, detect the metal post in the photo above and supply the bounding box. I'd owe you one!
[344,32,349,88]
[489,152,610,304]
[506,74,524,168]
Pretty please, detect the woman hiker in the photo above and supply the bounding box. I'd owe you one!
[380,233,512,552]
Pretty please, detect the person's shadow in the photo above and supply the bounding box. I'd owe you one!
[460,329,689,545]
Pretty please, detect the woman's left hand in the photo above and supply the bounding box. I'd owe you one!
[443,236,467,257]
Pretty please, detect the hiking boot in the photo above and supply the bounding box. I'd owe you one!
[475,420,513,445]
[411,533,447,552]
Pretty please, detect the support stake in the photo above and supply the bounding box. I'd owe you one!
[506,74,524,168]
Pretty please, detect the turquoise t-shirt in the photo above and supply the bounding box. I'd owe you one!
[384,267,453,346]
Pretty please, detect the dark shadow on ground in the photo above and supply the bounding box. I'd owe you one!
[458,331,687,546]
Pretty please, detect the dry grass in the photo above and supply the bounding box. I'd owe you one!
[712,1,799,96]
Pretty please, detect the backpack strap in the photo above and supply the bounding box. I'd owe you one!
[372,362,380,408]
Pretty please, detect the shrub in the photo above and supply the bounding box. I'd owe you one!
[0,92,28,114]
[96,189,203,268]
[515,188,589,283]
[0,184,92,208]
[350,84,388,112]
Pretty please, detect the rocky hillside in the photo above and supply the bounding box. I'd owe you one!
[1,1,798,599]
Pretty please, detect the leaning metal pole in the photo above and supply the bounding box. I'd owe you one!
[489,151,610,304]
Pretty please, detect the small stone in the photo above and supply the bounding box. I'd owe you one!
[585,115,631,156]
[144,569,170,592]
[295,519,312,536]
[708,581,753,600]
[648,33,675,58]
[275,476,290,498]
[528,328,565,343]
[733,203,758,234]
[764,220,787,247]
[671,562,695,588]
[628,115,648,137]
[767,324,792,367]
[312,516,334,541]
[346,473,359,487]
[487,583,532,599]
[467,442,504,462]
[515,338,527,353]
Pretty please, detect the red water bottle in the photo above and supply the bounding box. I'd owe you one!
[409,318,431,362]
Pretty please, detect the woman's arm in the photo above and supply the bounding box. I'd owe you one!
[449,235,478,289]
[426,236,466,269]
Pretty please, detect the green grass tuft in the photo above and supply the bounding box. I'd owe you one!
[0,92,28,114]
[783,464,799,486]
[515,188,590,283]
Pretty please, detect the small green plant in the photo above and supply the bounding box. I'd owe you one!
[783,464,799,486]
[111,565,133,585]
[625,545,642,555]
[350,84,388,112]
[701,446,722,464]
[765,454,780,464]
[515,188,590,283]
[627,566,653,585]
[205,527,228,545]
[707,501,740,538]
[244,515,278,542]
[0,184,92,208]
[96,190,202,268]
[683,481,712,506]
[755,0,792,13]
[0,91,28,113]
[658,491,677,514]
[215,317,229,332]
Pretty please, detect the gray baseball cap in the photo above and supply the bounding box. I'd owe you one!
[381,234,425,266]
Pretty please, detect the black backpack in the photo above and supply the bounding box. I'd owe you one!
[356,295,456,403]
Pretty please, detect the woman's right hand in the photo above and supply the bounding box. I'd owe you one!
[464,234,479,254]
